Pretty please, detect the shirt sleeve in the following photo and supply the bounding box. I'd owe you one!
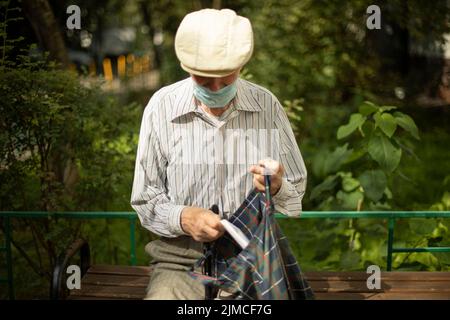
[130,95,188,238]
[271,98,308,217]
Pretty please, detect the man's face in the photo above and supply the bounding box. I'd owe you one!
[191,69,240,92]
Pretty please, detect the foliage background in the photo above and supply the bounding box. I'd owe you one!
[1,0,449,299]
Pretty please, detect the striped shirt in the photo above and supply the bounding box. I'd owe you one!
[130,77,307,238]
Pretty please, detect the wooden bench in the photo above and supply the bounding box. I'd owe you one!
[51,238,450,300]
[67,265,450,300]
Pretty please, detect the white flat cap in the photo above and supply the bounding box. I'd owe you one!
[175,8,254,77]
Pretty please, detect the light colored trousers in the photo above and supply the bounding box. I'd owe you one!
[144,236,234,300]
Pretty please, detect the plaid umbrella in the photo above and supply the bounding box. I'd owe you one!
[190,176,315,300]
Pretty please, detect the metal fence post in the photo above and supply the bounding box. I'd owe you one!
[129,217,137,266]
[387,217,395,271]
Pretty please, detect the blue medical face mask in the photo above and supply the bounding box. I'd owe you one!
[193,81,237,108]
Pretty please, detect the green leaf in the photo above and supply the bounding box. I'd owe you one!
[393,112,420,140]
[337,113,366,139]
[312,144,352,177]
[368,135,402,172]
[379,105,397,112]
[343,148,366,164]
[374,112,397,137]
[384,187,393,199]
[342,175,360,192]
[360,120,375,138]
[359,101,378,116]
[336,189,364,210]
[310,174,339,200]
[322,144,353,175]
[358,170,387,202]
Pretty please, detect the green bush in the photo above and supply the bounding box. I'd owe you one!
[0,48,142,299]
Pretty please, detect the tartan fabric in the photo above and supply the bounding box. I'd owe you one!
[189,188,315,300]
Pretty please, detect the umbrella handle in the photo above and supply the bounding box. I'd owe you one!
[204,204,220,300]
[264,175,271,198]
[264,175,275,210]
[210,204,219,215]
[204,205,219,275]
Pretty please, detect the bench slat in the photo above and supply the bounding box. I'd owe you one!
[87,265,152,276]
[82,274,149,287]
[311,280,450,293]
[68,266,450,300]
[69,284,146,299]
[314,292,450,300]
[304,271,450,281]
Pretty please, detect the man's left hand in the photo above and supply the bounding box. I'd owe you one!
[249,159,284,196]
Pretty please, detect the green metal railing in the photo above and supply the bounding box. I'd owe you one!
[1,210,450,300]
[285,211,450,272]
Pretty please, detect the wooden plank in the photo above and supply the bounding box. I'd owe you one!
[314,292,450,300]
[81,271,450,293]
[70,288,450,300]
[86,266,450,281]
[70,284,146,299]
[68,266,450,300]
[68,295,130,300]
[309,280,450,293]
[87,265,152,276]
[82,273,149,287]
[304,271,450,281]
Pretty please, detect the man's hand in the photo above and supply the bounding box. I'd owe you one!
[249,159,284,196]
[181,206,225,242]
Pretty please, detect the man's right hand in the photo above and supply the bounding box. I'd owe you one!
[180,206,225,242]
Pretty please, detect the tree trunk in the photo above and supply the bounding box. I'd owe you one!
[21,0,69,68]
[139,1,162,70]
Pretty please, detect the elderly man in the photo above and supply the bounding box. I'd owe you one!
[130,8,307,300]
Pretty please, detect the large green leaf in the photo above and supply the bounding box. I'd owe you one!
[337,113,366,139]
[358,170,387,202]
[368,135,402,172]
[343,148,367,165]
[393,112,420,140]
[312,144,352,177]
[323,144,353,175]
[374,112,397,137]
[359,101,378,116]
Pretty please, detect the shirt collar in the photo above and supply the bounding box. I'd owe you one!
[233,78,264,112]
[170,78,263,122]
